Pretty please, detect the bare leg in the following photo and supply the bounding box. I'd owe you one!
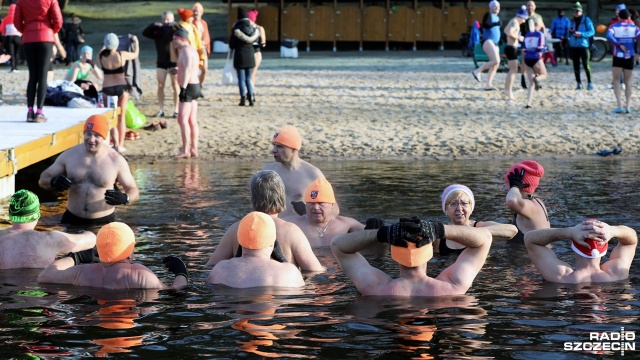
[526,67,535,107]
[117,92,129,151]
[484,42,500,89]
[169,72,179,115]
[176,100,192,158]
[612,67,622,109]
[188,100,199,158]
[199,57,208,87]
[503,59,518,100]
[623,68,633,109]
[533,60,548,83]
[156,68,167,114]
[251,52,262,85]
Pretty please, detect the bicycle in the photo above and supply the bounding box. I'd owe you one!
[590,36,609,62]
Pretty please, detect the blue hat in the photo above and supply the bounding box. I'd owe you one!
[516,5,528,19]
[616,4,626,11]
[80,45,93,58]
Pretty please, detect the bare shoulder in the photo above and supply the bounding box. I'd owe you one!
[262,162,278,171]
[300,160,323,177]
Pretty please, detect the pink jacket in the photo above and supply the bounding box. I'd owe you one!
[13,0,63,43]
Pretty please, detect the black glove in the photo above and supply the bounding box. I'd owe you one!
[365,218,384,230]
[376,223,407,247]
[50,175,72,190]
[105,185,129,205]
[85,59,95,68]
[399,216,445,248]
[179,87,187,102]
[507,167,530,191]
[271,240,288,263]
[64,246,100,265]
[291,201,306,216]
[163,255,188,280]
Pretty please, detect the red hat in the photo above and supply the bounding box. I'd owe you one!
[247,10,258,22]
[572,218,608,258]
[504,160,544,193]
[177,8,193,22]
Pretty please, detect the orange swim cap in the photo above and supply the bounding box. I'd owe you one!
[84,114,110,140]
[304,177,336,203]
[177,8,193,21]
[391,241,433,268]
[237,212,276,250]
[96,222,136,263]
[272,126,302,150]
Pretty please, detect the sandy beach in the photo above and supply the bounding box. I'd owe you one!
[2,50,637,161]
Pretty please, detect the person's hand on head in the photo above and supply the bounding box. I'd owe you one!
[105,184,129,205]
[291,201,306,216]
[50,175,72,191]
[364,218,385,230]
[376,223,407,247]
[399,216,445,247]
[507,168,530,191]
[163,255,188,281]
[64,246,100,265]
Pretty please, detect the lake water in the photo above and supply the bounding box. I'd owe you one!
[1,157,638,358]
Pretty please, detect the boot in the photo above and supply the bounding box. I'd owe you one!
[238,96,246,106]
[248,93,255,106]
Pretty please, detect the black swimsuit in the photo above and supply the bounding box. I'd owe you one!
[510,197,549,242]
[439,221,478,256]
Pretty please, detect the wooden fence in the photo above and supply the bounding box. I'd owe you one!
[227,1,488,51]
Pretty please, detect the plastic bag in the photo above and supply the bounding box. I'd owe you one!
[125,100,146,129]
[221,50,237,85]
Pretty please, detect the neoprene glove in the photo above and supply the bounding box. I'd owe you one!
[507,168,530,191]
[376,223,407,247]
[163,255,188,280]
[365,218,385,230]
[105,186,129,205]
[271,240,288,263]
[65,246,100,265]
[50,175,72,190]
[179,87,187,102]
[86,59,95,68]
[399,216,445,247]
[291,201,307,216]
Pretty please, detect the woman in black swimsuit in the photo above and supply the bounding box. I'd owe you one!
[504,160,550,241]
[99,33,139,153]
[438,184,518,256]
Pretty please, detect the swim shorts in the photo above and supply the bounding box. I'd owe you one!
[180,83,201,102]
[102,85,130,97]
[61,209,116,226]
[612,56,634,70]
[504,45,518,60]
[525,58,540,68]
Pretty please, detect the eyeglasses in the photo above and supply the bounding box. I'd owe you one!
[448,201,471,208]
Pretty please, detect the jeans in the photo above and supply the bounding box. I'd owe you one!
[236,68,253,97]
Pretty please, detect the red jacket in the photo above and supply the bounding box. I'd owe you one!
[13,0,63,43]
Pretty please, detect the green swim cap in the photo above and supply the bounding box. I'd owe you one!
[9,189,41,223]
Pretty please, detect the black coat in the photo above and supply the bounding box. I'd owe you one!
[229,19,258,69]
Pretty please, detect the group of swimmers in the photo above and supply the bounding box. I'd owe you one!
[0,114,637,297]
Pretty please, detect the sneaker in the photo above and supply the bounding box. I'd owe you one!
[614,107,624,114]
[533,76,541,91]
[576,83,583,90]
[172,111,178,118]
[34,113,47,122]
[9,68,19,73]
[26,110,35,122]
[626,107,631,114]
[154,110,164,117]
[587,82,593,90]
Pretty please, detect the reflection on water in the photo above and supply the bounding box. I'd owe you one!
[0,157,639,358]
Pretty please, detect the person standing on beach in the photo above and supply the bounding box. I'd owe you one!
[524,219,637,283]
[523,19,548,108]
[0,190,97,269]
[568,2,595,90]
[38,222,189,290]
[191,3,210,89]
[230,8,259,106]
[503,6,528,100]
[284,177,364,248]
[262,125,327,217]
[247,10,266,87]
[38,115,139,227]
[519,1,545,89]
[606,9,639,114]
[206,170,324,271]
[550,9,571,65]
[142,11,179,118]
[471,0,501,91]
[331,219,492,296]
[208,212,305,288]
[13,0,63,122]
[61,13,83,65]
[173,27,201,159]
[503,160,549,242]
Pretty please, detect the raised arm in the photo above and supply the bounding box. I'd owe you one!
[205,222,239,267]
[475,221,518,242]
[601,224,638,278]
[51,230,97,254]
[524,226,577,282]
[331,230,390,294]
[437,225,491,291]
[121,35,140,61]
[233,27,260,44]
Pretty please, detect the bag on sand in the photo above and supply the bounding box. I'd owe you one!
[125,100,146,129]
[222,50,237,85]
